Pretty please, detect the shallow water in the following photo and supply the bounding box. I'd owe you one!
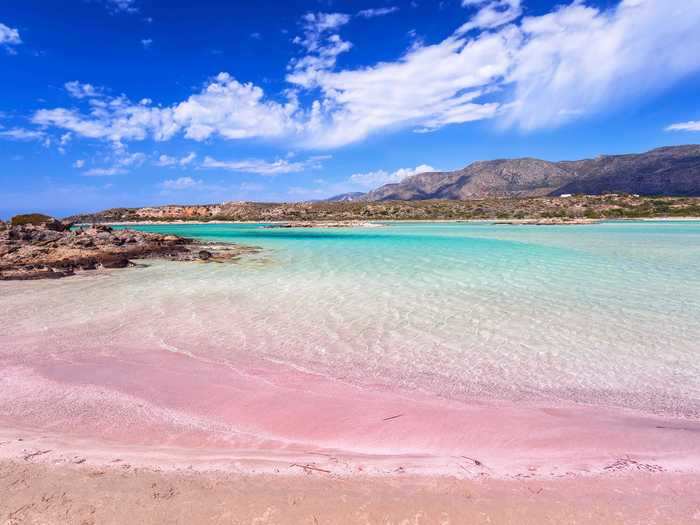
[3,221,698,416]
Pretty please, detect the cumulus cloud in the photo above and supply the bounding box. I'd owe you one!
[83,167,127,177]
[172,73,297,141]
[350,164,435,188]
[287,12,353,89]
[458,0,522,33]
[73,159,86,168]
[0,22,21,53]
[0,128,45,141]
[25,0,700,149]
[294,12,351,52]
[116,152,146,167]
[161,176,201,190]
[201,155,328,175]
[156,152,197,167]
[34,74,298,146]
[102,0,138,14]
[357,7,399,18]
[65,81,101,99]
[666,121,700,132]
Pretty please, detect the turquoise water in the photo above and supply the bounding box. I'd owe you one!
[111,221,700,415]
[5,221,698,416]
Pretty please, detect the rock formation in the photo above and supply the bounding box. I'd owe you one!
[0,219,260,281]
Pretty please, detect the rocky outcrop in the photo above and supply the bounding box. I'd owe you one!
[0,221,260,281]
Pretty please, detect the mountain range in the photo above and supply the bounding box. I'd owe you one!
[334,145,700,201]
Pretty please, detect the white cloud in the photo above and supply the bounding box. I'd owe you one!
[295,12,351,52]
[0,22,21,52]
[156,152,197,167]
[83,167,127,177]
[171,73,297,141]
[357,7,399,18]
[0,128,45,141]
[117,152,146,166]
[201,155,328,176]
[34,74,295,145]
[103,0,138,14]
[161,176,201,190]
[458,0,522,33]
[73,159,86,168]
[25,0,700,150]
[504,1,700,130]
[65,81,101,99]
[287,12,353,89]
[350,164,435,188]
[666,121,700,132]
[156,154,177,166]
[141,38,153,48]
[300,29,512,147]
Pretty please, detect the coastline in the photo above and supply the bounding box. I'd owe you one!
[83,217,700,226]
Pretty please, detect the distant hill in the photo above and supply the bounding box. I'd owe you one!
[325,192,366,202]
[357,145,700,201]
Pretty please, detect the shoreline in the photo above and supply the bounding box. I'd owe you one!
[2,348,699,482]
[82,217,700,226]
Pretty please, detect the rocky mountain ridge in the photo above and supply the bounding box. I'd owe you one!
[356,145,700,201]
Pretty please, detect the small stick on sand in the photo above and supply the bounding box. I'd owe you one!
[290,463,331,474]
[383,414,404,421]
[461,456,483,466]
[23,449,52,462]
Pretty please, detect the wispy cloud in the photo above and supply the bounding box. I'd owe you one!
[350,164,435,188]
[0,22,22,53]
[161,176,201,190]
[665,121,700,132]
[24,1,700,150]
[287,12,353,89]
[102,0,138,14]
[0,127,45,141]
[83,167,127,177]
[141,38,153,49]
[201,155,328,175]
[357,7,399,18]
[458,0,522,33]
[65,81,102,99]
[156,152,197,167]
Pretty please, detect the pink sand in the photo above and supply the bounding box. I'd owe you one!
[1,346,699,478]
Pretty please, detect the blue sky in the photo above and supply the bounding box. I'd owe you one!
[1,0,699,218]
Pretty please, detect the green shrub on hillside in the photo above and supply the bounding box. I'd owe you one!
[11,213,53,226]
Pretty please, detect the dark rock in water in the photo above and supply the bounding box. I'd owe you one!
[100,255,129,269]
[198,250,212,260]
[79,259,98,270]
